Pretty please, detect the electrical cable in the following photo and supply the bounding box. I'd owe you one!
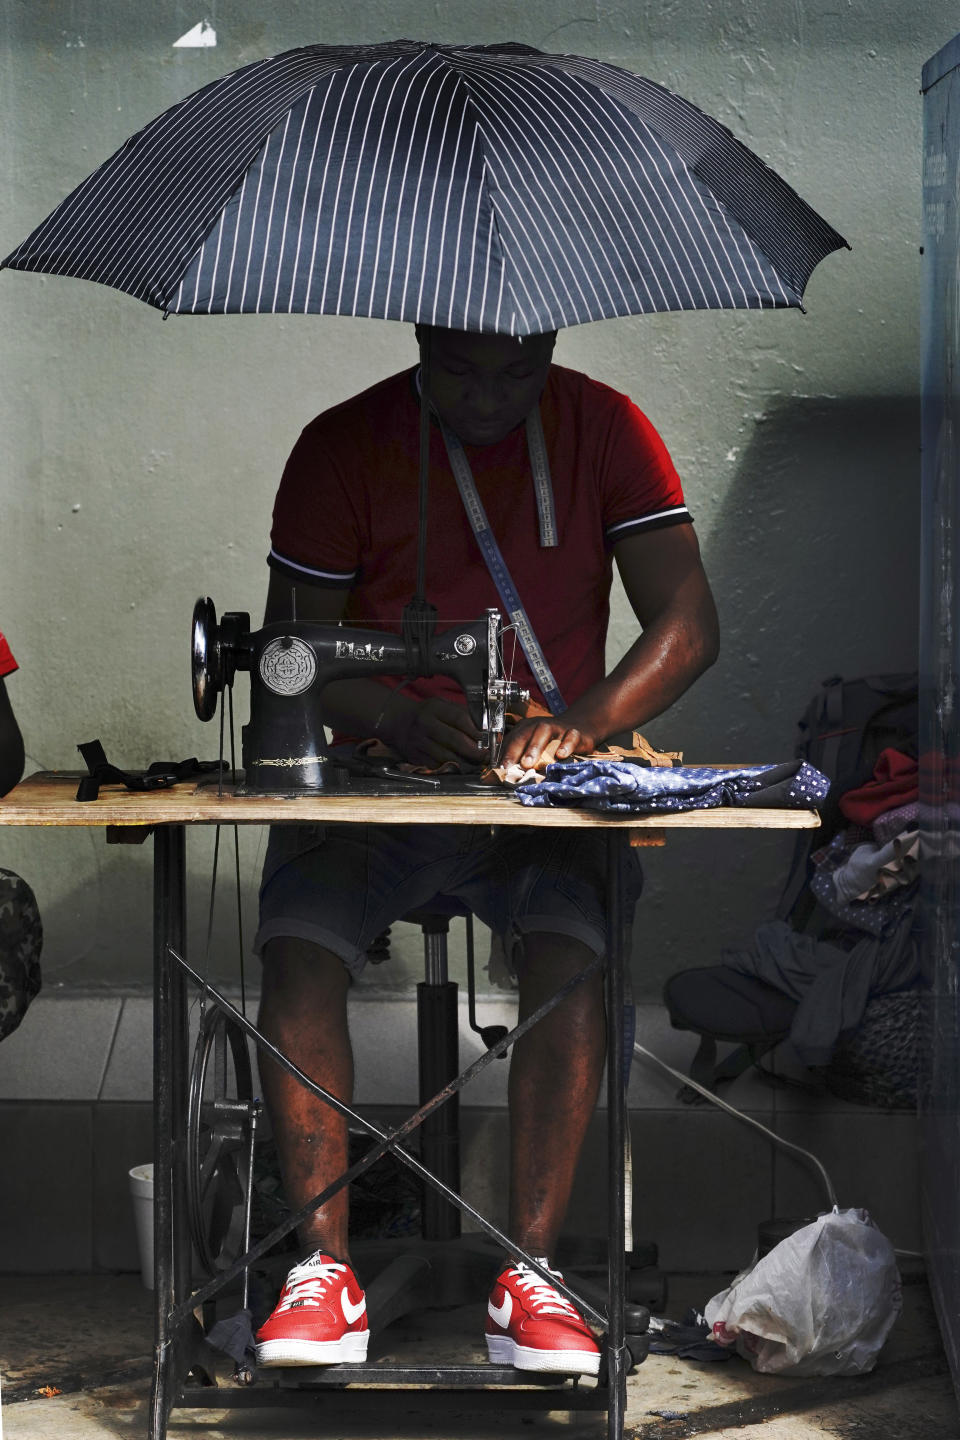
[632,1040,838,1210]
[633,1041,925,1261]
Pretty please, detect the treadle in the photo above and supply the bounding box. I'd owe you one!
[179,1379,608,1413]
[178,1362,608,1411]
[268,1363,590,1386]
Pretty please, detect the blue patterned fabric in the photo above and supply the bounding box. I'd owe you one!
[514,759,829,815]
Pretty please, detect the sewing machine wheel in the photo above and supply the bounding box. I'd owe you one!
[191,596,224,721]
[187,1006,255,1276]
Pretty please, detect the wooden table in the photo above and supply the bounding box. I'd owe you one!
[0,772,818,1439]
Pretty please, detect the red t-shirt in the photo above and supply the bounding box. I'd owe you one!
[269,364,689,710]
[0,632,16,680]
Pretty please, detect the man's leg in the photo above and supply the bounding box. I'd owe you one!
[257,936,353,1260]
[485,931,606,1375]
[508,932,606,1262]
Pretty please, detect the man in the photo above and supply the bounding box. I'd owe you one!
[253,325,719,1374]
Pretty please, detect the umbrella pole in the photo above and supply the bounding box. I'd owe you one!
[402,328,437,671]
[416,326,431,604]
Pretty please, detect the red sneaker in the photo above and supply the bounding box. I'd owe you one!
[485,1261,601,1375]
[255,1252,369,1366]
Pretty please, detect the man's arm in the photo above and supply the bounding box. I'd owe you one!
[501,524,719,768]
[263,571,484,766]
[0,677,25,798]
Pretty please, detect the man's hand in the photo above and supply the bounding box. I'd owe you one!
[385,695,486,768]
[501,714,598,770]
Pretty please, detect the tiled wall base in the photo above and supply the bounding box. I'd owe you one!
[0,992,921,1275]
[0,1100,920,1277]
[0,1101,154,1273]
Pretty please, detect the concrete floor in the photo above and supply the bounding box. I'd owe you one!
[1,1263,957,1440]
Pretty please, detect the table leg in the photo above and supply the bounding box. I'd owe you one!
[149,825,190,1440]
[606,830,628,1439]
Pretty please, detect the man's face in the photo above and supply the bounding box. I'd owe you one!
[419,326,556,447]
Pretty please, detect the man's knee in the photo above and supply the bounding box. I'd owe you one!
[515,931,599,983]
[514,933,604,1024]
[260,936,351,1006]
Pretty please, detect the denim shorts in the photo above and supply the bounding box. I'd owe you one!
[255,822,643,977]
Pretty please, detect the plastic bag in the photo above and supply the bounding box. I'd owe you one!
[704,1207,901,1375]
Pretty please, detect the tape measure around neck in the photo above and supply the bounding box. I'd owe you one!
[439,418,566,716]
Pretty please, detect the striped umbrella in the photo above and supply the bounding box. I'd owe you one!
[2,39,846,334]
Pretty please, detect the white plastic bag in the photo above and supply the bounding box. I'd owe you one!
[704,1207,901,1375]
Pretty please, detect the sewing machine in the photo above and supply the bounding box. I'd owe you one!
[190,598,528,793]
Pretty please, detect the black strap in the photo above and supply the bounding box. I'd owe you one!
[76,739,225,802]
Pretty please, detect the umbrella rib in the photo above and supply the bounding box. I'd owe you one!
[345,54,415,317]
[202,212,227,313]
[444,121,479,329]
[223,170,251,312]
[468,79,594,325]
[436,54,570,329]
[269,86,315,314]
[302,69,357,314]
[462,61,632,320]
[499,71,656,315]
[382,59,436,318]
[255,108,295,313]
[287,84,333,313]
[366,55,428,318]
[238,125,275,312]
[294,83,338,314]
[460,172,486,330]
[477,195,495,329]
[398,64,458,322]
[319,61,380,315]
[413,70,461,322]
[428,98,470,327]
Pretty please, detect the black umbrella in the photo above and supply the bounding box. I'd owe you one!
[2,39,846,333]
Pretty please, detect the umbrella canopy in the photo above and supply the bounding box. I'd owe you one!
[2,39,846,335]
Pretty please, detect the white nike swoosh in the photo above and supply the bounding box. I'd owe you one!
[487,1293,512,1329]
[341,1290,367,1325]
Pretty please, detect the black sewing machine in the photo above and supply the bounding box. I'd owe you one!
[190,598,528,794]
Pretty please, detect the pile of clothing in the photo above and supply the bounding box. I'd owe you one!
[665,745,922,1109]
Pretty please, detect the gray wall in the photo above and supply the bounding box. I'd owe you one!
[0,2,934,1000]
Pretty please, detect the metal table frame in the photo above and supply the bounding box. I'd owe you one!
[149,821,633,1437]
[0,774,819,1440]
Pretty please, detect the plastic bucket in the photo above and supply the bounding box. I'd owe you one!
[128,1163,154,1290]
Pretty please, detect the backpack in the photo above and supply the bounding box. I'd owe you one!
[0,867,43,1041]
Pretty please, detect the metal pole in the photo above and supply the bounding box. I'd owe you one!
[149,825,186,1440]
[606,829,627,1439]
[417,923,461,1239]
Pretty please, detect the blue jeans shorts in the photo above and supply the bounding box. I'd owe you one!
[255,823,643,978]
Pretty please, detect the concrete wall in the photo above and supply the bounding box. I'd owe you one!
[0,1,936,1004]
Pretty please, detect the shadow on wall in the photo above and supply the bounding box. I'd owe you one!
[634,394,920,1001]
